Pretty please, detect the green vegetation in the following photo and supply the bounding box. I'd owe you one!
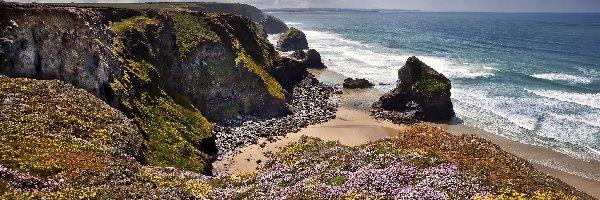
[416,75,449,97]
[171,12,221,58]
[109,15,159,34]
[0,75,141,195]
[133,89,212,172]
[236,51,285,100]
[282,27,304,39]
[107,12,214,173]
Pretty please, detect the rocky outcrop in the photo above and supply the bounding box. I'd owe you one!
[372,56,454,123]
[0,3,296,174]
[343,78,374,89]
[276,27,308,51]
[261,14,289,34]
[272,57,310,92]
[288,49,327,69]
[304,49,326,68]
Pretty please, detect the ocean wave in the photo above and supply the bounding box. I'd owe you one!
[453,87,600,163]
[285,22,303,25]
[302,30,497,80]
[530,73,593,84]
[526,89,600,109]
[452,88,539,131]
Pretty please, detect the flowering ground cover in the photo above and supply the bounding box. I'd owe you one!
[142,126,592,199]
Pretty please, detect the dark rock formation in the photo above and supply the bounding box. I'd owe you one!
[261,14,289,34]
[372,56,454,122]
[288,49,326,69]
[304,49,326,68]
[272,57,310,92]
[276,27,308,51]
[343,78,374,89]
[289,50,307,60]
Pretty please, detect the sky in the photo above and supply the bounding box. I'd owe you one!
[5,0,600,12]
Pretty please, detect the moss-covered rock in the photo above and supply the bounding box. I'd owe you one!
[169,13,289,122]
[276,27,309,52]
[372,56,454,122]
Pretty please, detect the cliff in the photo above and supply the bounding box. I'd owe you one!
[0,3,290,173]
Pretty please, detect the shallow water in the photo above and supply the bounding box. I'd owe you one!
[268,12,600,175]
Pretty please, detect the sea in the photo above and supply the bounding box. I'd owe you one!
[267,12,600,167]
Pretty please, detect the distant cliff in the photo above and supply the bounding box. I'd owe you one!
[0,3,290,173]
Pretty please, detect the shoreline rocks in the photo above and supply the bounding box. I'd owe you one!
[372,56,454,123]
[212,75,337,159]
[276,27,308,51]
[343,78,374,89]
[288,49,327,69]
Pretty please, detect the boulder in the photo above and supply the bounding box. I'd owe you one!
[372,56,454,122]
[343,78,374,89]
[288,49,326,69]
[304,49,326,68]
[261,14,289,34]
[276,27,308,51]
[272,57,310,92]
[289,50,307,60]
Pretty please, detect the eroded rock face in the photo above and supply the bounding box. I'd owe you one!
[343,78,374,89]
[0,5,121,106]
[276,27,308,51]
[261,14,289,34]
[372,56,454,122]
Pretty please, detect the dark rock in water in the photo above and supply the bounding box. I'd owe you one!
[261,14,289,34]
[372,56,454,122]
[276,27,308,51]
[304,49,326,68]
[288,49,326,69]
[343,78,374,89]
[289,50,307,60]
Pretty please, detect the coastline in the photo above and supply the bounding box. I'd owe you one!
[215,68,600,198]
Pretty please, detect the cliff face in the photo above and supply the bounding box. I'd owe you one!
[0,3,289,173]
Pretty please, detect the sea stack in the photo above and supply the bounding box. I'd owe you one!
[372,56,454,122]
[276,27,308,51]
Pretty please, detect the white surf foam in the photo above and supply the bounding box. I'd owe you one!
[285,22,303,25]
[452,88,540,131]
[300,30,497,81]
[526,89,600,109]
[531,73,593,84]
